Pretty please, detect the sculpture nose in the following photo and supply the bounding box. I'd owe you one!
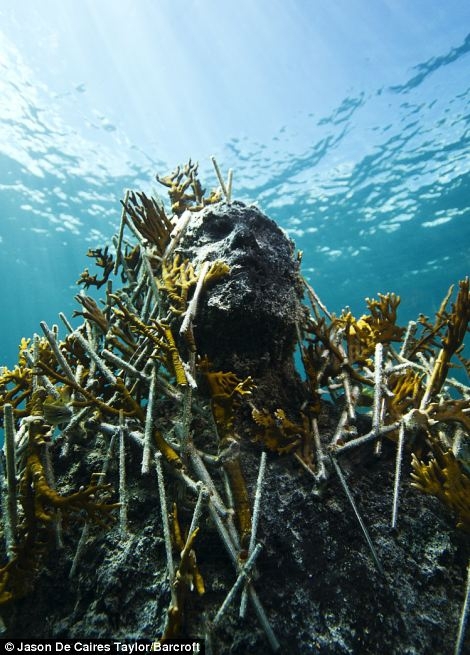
[229,226,260,252]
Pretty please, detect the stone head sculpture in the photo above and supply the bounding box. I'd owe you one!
[176,201,306,409]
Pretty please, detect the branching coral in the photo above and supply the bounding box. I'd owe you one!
[110,293,188,386]
[386,370,424,421]
[1,159,469,652]
[333,292,405,365]
[76,247,114,290]
[0,413,118,605]
[158,254,229,317]
[411,443,470,531]
[159,254,199,316]
[121,191,173,255]
[421,277,470,405]
[73,294,109,334]
[251,408,305,455]
[200,360,255,549]
[156,159,221,216]
[0,364,33,418]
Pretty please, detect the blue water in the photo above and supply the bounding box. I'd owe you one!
[1,1,469,369]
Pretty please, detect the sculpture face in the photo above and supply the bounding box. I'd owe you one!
[176,201,304,372]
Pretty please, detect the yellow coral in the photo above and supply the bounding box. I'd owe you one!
[411,444,470,531]
[334,292,404,364]
[159,254,199,315]
[156,159,221,216]
[171,504,205,596]
[122,191,173,254]
[200,361,254,548]
[387,370,424,420]
[202,368,254,440]
[110,294,188,386]
[76,247,114,290]
[0,415,119,606]
[422,277,470,403]
[252,408,304,454]
[0,363,33,417]
[204,260,230,286]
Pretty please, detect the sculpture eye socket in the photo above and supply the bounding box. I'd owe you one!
[203,215,233,240]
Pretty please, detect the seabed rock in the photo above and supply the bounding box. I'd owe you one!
[1,167,469,655]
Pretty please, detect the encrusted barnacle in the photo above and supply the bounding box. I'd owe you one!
[411,443,470,532]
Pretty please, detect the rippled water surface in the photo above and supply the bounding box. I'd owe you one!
[1,1,469,367]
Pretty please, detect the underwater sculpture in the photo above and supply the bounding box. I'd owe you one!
[0,159,469,654]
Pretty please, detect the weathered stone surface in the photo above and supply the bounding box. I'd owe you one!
[175,201,307,412]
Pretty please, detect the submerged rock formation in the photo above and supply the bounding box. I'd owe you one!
[0,162,469,654]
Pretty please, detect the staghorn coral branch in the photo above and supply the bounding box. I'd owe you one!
[210,155,229,201]
[372,342,384,437]
[155,452,176,604]
[391,421,406,530]
[2,404,18,555]
[240,451,267,618]
[142,364,157,475]
[121,191,173,255]
[226,169,233,204]
[187,483,209,540]
[330,455,384,576]
[213,543,262,629]
[36,359,140,420]
[455,558,470,655]
[114,190,130,275]
[39,321,76,387]
[206,498,280,652]
[118,410,128,536]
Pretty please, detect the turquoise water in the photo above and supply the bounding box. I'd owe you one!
[1,1,469,368]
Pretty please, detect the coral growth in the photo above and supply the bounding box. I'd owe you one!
[411,443,470,531]
[0,159,469,653]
